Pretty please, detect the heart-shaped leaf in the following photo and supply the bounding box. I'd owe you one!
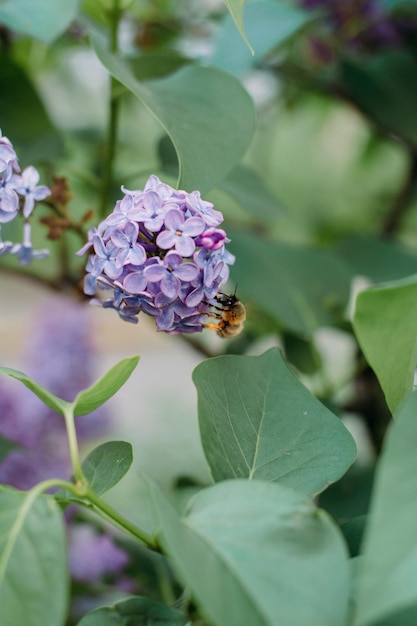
[0,487,68,626]
[93,38,255,194]
[147,477,350,626]
[193,348,356,497]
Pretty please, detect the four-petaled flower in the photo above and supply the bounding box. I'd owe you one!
[156,209,205,256]
[12,166,50,218]
[144,251,199,298]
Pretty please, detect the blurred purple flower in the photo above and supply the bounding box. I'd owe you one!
[299,0,404,55]
[0,296,110,490]
[68,524,129,583]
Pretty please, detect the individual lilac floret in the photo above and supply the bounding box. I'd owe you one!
[10,222,49,265]
[0,130,19,173]
[78,175,235,334]
[12,165,51,218]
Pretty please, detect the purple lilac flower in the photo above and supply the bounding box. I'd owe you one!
[0,130,19,173]
[0,297,110,490]
[299,0,403,53]
[78,175,235,334]
[12,165,51,218]
[10,222,49,265]
[68,524,129,583]
[0,130,50,264]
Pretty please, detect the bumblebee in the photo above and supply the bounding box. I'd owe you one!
[203,291,246,338]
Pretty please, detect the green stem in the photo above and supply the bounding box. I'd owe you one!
[99,0,123,218]
[85,487,157,549]
[29,478,156,549]
[63,406,85,483]
[380,148,417,237]
[29,478,84,498]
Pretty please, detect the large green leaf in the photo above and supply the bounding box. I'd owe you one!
[335,234,417,283]
[353,274,417,413]
[354,392,417,625]
[223,0,254,54]
[0,366,69,416]
[0,0,79,44]
[0,487,68,626]
[228,232,352,336]
[193,349,356,497]
[342,51,417,145]
[82,441,133,496]
[73,356,140,416]
[0,52,63,162]
[93,38,255,194]
[77,596,186,625]
[0,436,17,463]
[211,0,310,74]
[148,477,350,626]
[219,165,284,223]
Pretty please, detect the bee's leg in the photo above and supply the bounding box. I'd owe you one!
[203,321,220,331]
[201,299,225,313]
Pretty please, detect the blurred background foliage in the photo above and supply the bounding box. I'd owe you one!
[2,0,417,619]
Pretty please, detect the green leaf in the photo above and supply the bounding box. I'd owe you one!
[148,477,350,626]
[0,366,69,416]
[335,234,417,283]
[353,274,417,413]
[211,0,311,74]
[93,38,255,194]
[77,596,187,626]
[380,0,417,9]
[223,0,254,54]
[72,356,140,416]
[193,349,356,497]
[0,487,68,626]
[0,436,17,463]
[354,392,417,625]
[219,165,284,223]
[228,232,352,336]
[0,0,79,44]
[342,51,417,145]
[82,441,133,496]
[0,52,63,162]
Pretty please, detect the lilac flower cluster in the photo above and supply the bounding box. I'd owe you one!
[299,0,404,56]
[0,130,50,264]
[79,175,235,334]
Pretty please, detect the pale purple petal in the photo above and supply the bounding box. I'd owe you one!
[161,273,181,298]
[123,271,147,294]
[156,229,176,250]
